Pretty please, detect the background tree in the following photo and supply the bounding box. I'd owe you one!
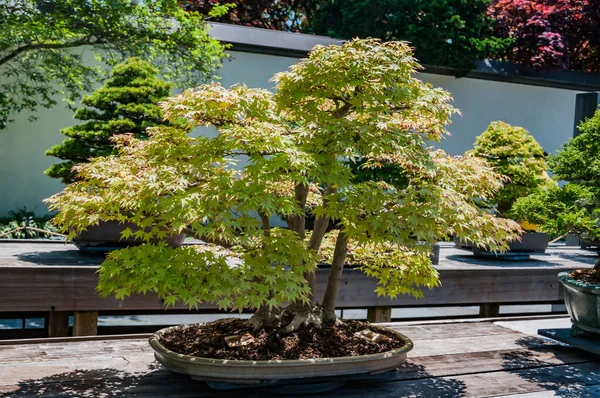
[0,0,226,129]
[45,58,179,184]
[310,0,508,70]
[469,121,549,217]
[489,0,600,71]
[46,39,520,332]
[180,0,319,32]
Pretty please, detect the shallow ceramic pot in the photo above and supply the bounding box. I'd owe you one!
[73,221,185,251]
[559,271,600,337]
[149,324,413,387]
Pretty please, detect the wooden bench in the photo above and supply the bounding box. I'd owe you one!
[0,241,596,337]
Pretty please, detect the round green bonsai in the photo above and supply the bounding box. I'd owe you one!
[469,121,550,218]
[46,39,520,336]
[45,58,176,184]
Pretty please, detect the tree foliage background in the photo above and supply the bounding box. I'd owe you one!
[0,0,225,129]
[309,0,508,70]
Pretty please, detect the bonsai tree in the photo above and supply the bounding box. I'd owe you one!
[513,110,600,254]
[45,58,178,184]
[46,39,520,336]
[469,121,551,220]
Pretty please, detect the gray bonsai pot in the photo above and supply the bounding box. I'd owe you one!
[559,271,600,337]
[73,221,185,252]
[149,324,413,390]
[469,231,549,259]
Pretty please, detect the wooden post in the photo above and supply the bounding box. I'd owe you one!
[47,310,69,337]
[72,311,98,336]
[367,306,392,323]
[479,303,500,318]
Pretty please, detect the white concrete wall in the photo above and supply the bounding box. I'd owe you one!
[0,50,583,216]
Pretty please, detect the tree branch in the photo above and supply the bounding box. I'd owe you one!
[0,37,100,66]
[259,211,270,237]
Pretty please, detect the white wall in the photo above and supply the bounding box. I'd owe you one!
[0,50,583,216]
[420,73,580,156]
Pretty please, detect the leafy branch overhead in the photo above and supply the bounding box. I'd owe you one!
[0,0,225,129]
[46,39,520,325]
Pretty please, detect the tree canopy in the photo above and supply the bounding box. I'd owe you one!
[179,0,319,32]
[469,121,549,217]
[0,0,225,129]
[310,0,508,70]
[46,39,520,329]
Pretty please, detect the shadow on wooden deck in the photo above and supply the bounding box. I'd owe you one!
[1,362,468,398]
[501,336,600,397]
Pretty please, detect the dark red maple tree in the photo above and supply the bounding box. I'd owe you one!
[489,0,600,72]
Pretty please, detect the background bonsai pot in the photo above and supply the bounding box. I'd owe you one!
[459,231,549,256]
[558,271,600,337]
[149,324,413,388]
[73,221,185,251]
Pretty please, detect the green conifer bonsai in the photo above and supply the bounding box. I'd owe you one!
[469,121,551,219]
[46,40,520,352]
[45,58,176,184]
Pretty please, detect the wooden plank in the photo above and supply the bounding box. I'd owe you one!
[480,303,500,317]
[47,310,69,338]
[0,266,571,313]
[72,311,98,336]
[367,306,391,323]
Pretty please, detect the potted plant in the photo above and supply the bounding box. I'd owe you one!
[513,110,600,337]
[46,39,520,389]
[45,58,188,250]
[458,121,552,255]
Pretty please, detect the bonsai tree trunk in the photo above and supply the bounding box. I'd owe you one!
[593,259,600,280]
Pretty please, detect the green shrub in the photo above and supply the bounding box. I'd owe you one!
[0,208,59,239]
[469,121,550,218]
[513,110,600,241]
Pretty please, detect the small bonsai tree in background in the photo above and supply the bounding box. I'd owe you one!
[513,110,600,244]
[46,39,520,335]
[45,58,177,184]
[469,121,550,219]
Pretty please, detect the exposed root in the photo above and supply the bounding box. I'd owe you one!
[278,303,323,335]
[246,306,285,331]
[246,303,329,335]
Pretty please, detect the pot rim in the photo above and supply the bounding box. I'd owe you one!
[558,271,600,291]
[149,323,414,367]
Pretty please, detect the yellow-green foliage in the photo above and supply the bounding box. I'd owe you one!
[470,121,549,216]
[46,39,520,311]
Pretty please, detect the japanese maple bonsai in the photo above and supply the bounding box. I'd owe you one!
[45,58,187,250]
[46,39,520,384]
[463,121,552,254]
[513,111,600,337]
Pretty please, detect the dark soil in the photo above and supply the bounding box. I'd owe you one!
[570,268,600,285]
[159,318,406,360]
